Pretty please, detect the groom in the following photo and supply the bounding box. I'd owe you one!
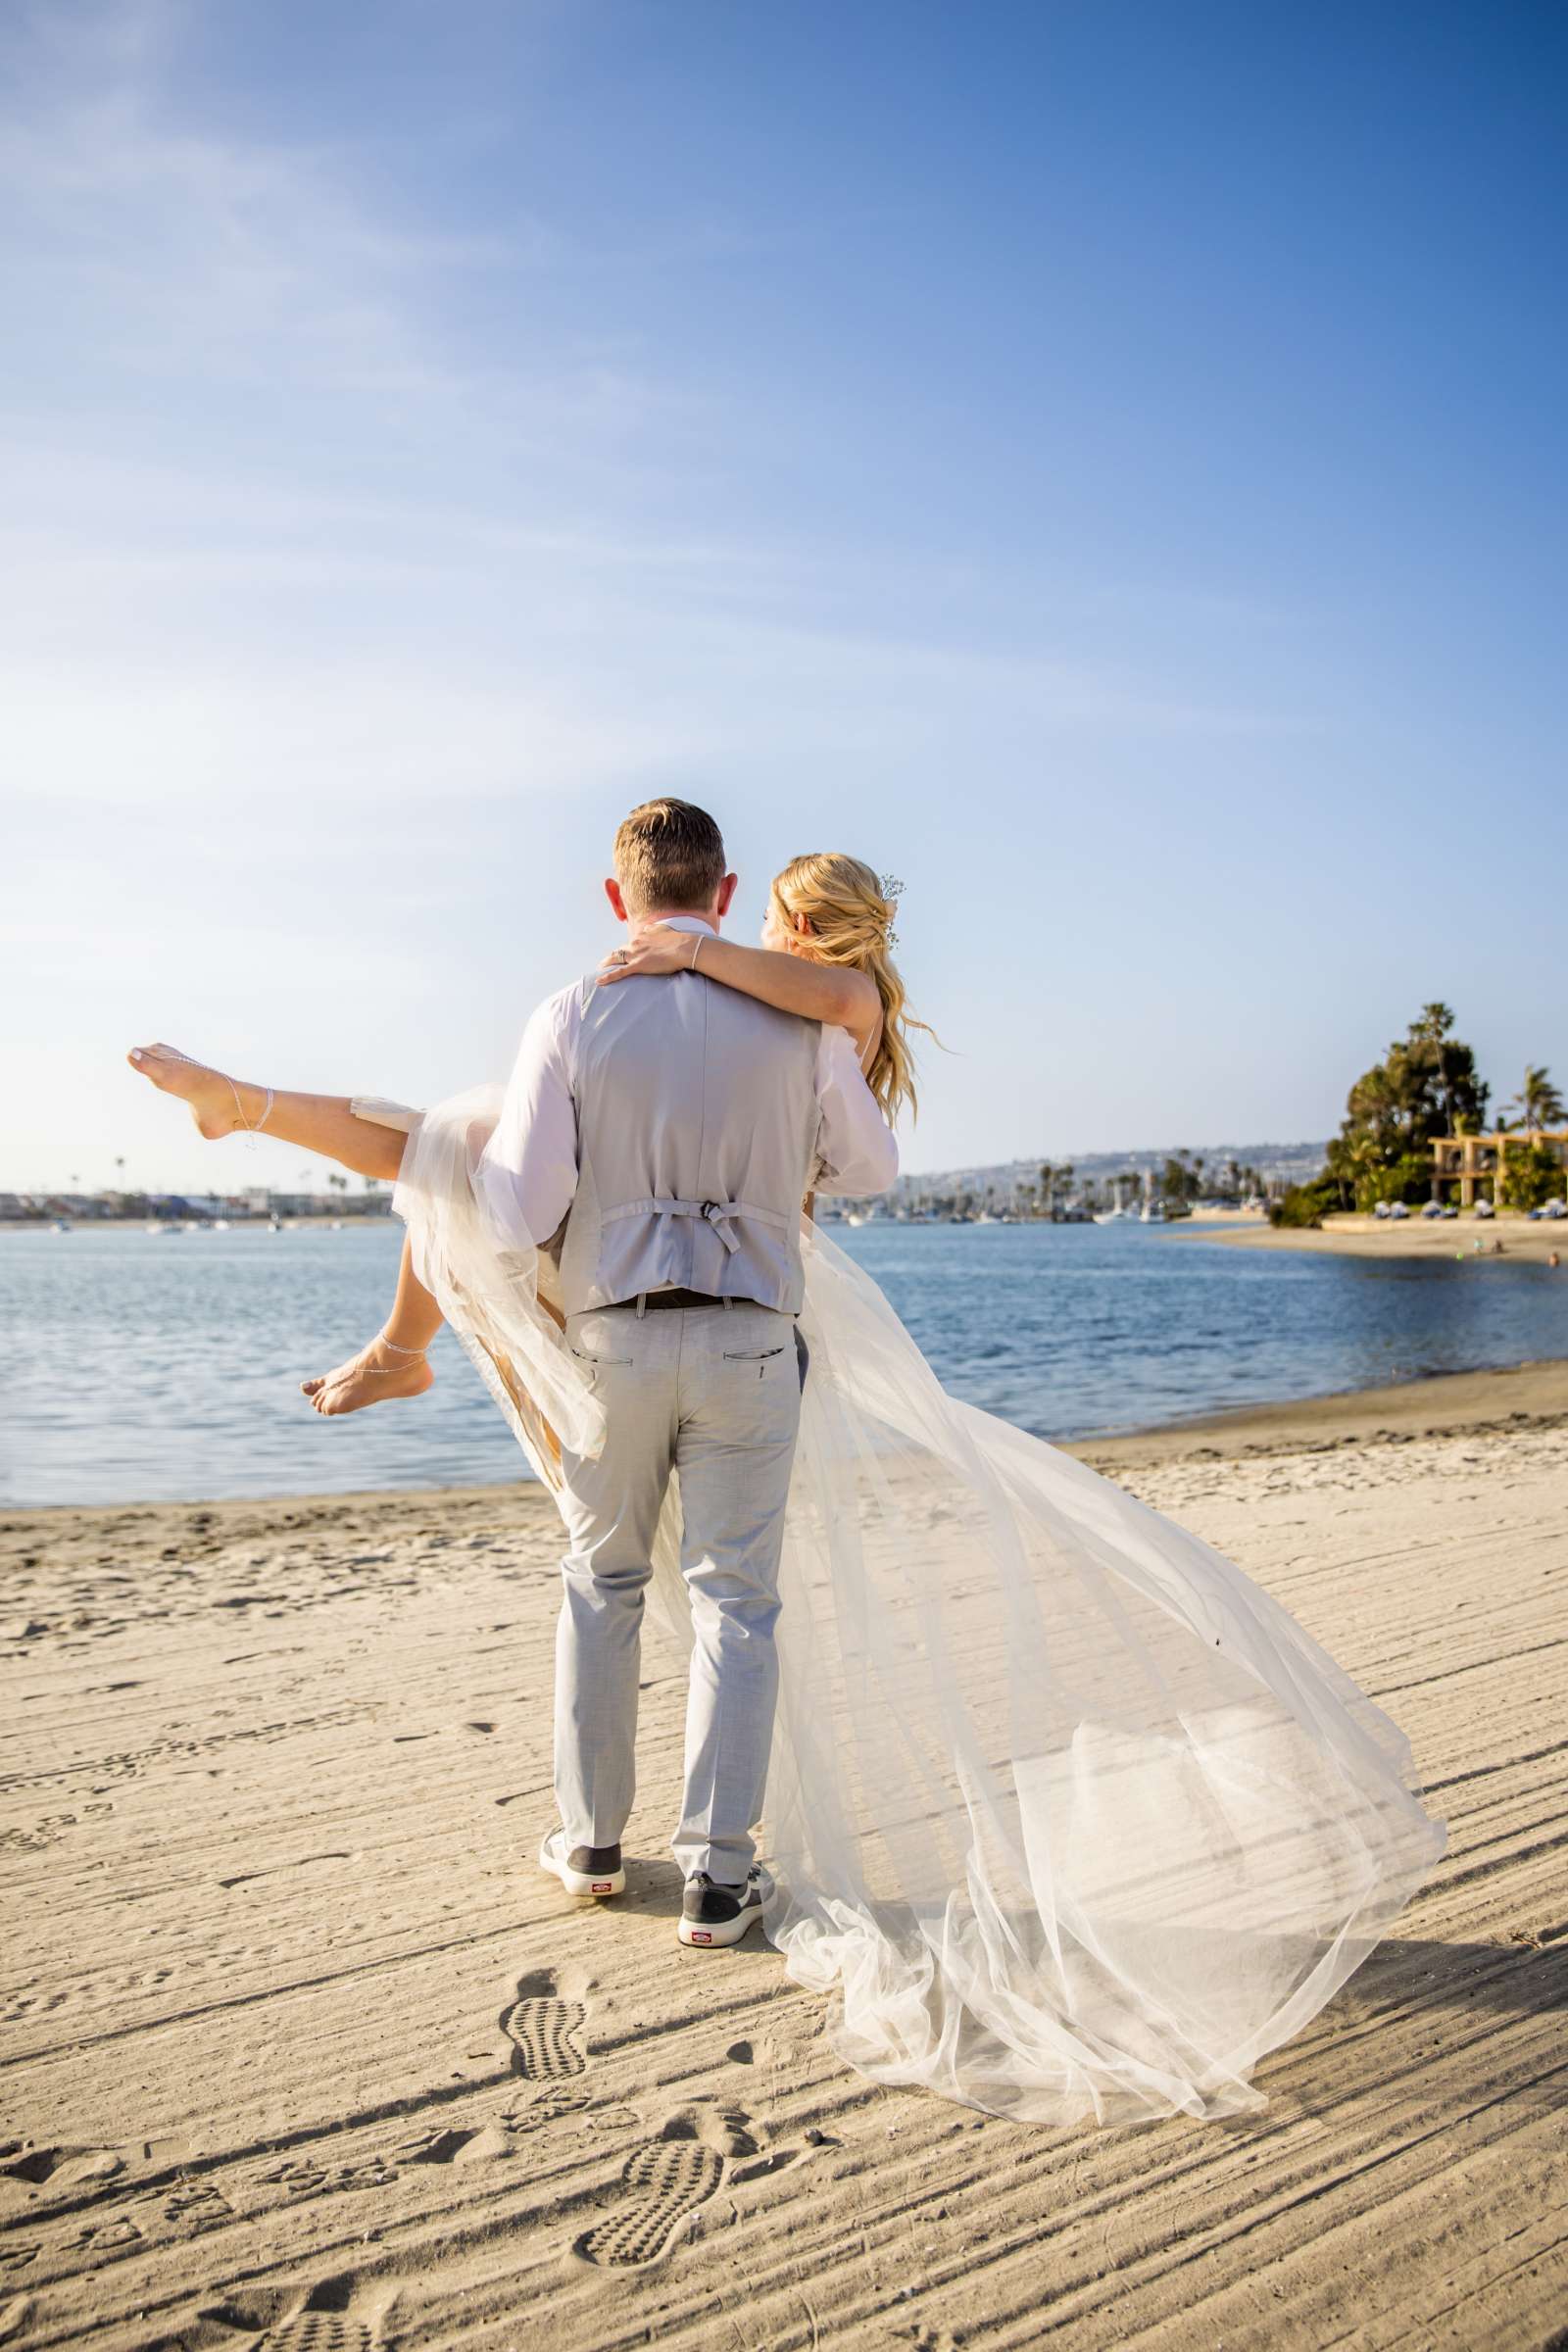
[479,800,898,1946]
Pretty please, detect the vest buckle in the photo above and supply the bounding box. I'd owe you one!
[700,1200,740,1251]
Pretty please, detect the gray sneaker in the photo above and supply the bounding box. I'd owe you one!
[677,1863,772,1947]
[539,1827,625,1898]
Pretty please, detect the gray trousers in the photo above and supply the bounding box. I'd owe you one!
[553,1298,804,1886]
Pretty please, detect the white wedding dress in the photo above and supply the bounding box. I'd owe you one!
[357,1084,1447,2130]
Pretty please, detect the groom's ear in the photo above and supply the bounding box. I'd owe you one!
[605,876,630,923]
[715,870,739,917]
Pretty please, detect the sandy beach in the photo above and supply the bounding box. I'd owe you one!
[3,1362,1566,2348]
[1177,1209,1568,1264]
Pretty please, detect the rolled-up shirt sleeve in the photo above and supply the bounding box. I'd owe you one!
[477,989,580,1251]
[811,1024,900,1197]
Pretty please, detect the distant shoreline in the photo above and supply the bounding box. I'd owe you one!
[17,1204,1560,1255]
[1,1214,395,1232]
[1170,1209,1568,1264]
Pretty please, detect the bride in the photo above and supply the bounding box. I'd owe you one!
[128,852,1447,2130]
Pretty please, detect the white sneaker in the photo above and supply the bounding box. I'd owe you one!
[539,1827,625,1898]
[677,1862,772,1947]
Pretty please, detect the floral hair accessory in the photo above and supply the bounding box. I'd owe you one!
[879,871,904,948]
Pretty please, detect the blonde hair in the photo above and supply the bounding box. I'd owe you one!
[769,853,936,1124]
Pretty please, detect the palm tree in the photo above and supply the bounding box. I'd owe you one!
[1413,1001,1464,1133]
[1505,1065,1565,1143]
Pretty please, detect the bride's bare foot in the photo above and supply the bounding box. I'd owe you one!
[126,1043,265,1141]
[303,1335,435,1417]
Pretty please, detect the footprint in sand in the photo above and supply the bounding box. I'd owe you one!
[500,2090,596,2136]
[573,2136,725,2269]
[0,1990,69,2025]
[166,2175,235,2234]
[259,2154,397,2202]
[260,2160,330,2198]
[202,2276,395,2352]
[500,1967,588,2082]
[78,2216,143,2249]
[255,2309,382,2352]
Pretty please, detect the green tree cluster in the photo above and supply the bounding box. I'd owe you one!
[1497,1141,1564,1212]
[1322,1002,1489,1213]
[1494,1065,1567,1208]
[1272,1003,1493,1225]
[1271,1173,1345,1229]
[1161,1151,1202,1204]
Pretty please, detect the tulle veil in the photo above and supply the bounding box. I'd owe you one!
[364,1085,1447,2131]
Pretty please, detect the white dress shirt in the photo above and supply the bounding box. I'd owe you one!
[479,915,899,1250]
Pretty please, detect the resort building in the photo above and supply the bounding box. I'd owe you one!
[1431,1128,1568,1206]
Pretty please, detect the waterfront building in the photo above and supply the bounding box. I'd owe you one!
[1432,1128,1568,1206]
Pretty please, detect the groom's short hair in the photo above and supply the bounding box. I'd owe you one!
[613,798,727,914]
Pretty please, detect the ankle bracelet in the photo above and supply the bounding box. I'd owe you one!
[227,1077,274,1140]
[376,1332,427,1357]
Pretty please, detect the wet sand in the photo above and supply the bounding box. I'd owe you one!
[2,1363,1565,2347]
[1075,1354,1568,1472]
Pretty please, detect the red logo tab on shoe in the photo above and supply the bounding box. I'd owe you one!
[592,1879,612,1892]
[691,1930,712,1944]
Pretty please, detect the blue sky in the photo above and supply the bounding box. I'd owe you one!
[5,0,1563,1193]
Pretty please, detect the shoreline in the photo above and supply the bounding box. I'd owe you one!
[1070,1351,1568,1472]
[1170,1209,1568,1263]
[5,1357,1566,1533]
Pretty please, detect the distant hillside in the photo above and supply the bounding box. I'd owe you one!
[892,1140,1327,1202]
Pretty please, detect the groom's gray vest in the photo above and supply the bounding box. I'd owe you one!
[555,968,823,1318]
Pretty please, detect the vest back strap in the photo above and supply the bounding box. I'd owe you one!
[599,1195,793,1255]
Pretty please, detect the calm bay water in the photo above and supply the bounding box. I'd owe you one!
[1,1220,1563,1507]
